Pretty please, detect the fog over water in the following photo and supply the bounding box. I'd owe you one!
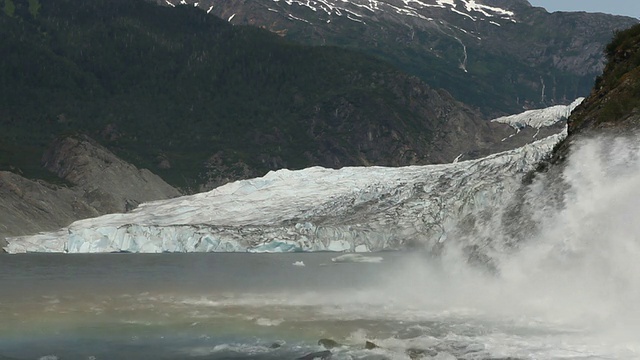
[1,135,640,359]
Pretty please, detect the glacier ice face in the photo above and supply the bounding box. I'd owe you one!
[4,130,565,254]
[491,98,584,130]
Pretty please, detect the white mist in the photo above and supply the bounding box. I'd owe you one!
[377,135,640,358]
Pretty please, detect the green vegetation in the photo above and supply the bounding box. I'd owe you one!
[246,3,626,116]
[605,25,640,59]
[27,0,39,18]
[569,23,640,133]
[602,25,640,88]
[3,0,15,17]
[0,0,444,189]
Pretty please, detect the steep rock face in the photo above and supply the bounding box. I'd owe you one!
[0,172,99,248]
[173,0,637,115]
[42,136,182,212]
[0,135,181,245]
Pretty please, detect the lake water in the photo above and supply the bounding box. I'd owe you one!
[0,252,638,360]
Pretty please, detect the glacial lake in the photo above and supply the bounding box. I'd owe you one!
[0,252,637,359]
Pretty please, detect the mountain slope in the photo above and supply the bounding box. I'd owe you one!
[545,23,640,165]
[176,0,638,115]
[568,24,640,134]
[0,135,180,248]
[0,0,529,190]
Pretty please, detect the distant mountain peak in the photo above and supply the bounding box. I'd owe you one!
[166,0,518,27]
[166,0,636,115]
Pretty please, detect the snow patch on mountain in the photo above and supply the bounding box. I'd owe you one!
[461,0,514,19]
[269,0,516,25]
[4,131,564,254]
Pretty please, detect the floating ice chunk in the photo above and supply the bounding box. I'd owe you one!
[331,254,383,263]
[256,318,284,326]
[293,260,306,266]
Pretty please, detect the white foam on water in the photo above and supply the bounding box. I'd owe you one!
[368,135,640,358]
[255,317,284,326]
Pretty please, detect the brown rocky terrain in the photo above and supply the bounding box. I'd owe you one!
[0,135,181,249]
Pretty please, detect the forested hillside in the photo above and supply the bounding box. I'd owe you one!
[0,0,520,190]
[186,0,638,116]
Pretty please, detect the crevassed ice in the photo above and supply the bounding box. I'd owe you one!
[491,98,584,130]
[4,128,565,254]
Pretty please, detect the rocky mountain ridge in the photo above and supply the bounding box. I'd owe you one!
[171,0,638,115]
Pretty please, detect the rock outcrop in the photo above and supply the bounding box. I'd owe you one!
[41,135,181,212]
[0,135,181,247]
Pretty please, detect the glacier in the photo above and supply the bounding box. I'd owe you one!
[491,97,584,130]
[4,130,565,254]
